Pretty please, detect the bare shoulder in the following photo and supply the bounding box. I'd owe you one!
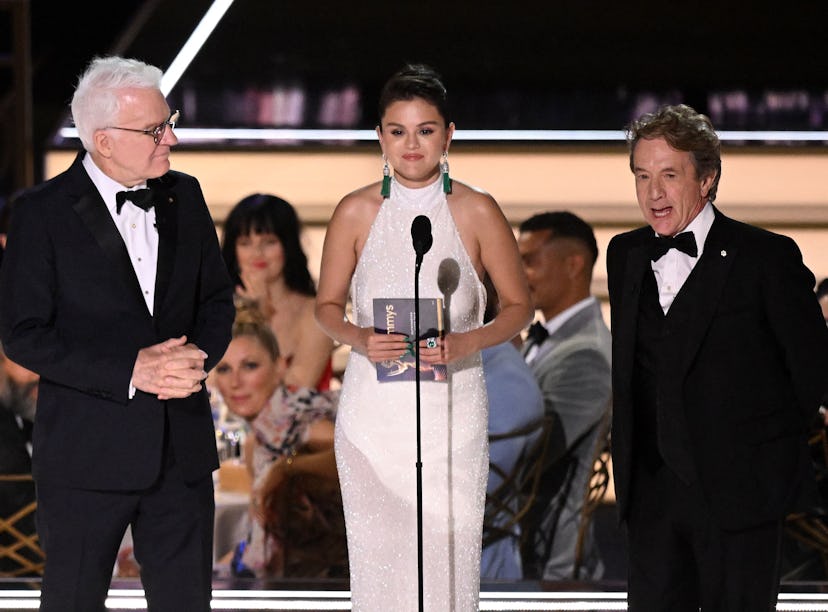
[323,182,385,260]
[449,179,497,204]
[444,181,510,275]
[333,182,384,224]
[447,180,505,224]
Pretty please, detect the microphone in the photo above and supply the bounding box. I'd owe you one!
[411,215,433,265]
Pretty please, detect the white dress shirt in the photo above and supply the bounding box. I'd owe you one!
[651,202,715,314]
[524,296,597,365]
[82,154,158,315]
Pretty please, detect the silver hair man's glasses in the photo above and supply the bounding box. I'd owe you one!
[106,110,180,144]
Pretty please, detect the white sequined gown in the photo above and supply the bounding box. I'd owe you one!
[336,177,488,611]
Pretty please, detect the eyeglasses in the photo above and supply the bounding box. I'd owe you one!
[106,110,180,145]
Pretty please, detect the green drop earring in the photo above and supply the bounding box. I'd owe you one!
[440,151,452,194]
[381,156,391,198]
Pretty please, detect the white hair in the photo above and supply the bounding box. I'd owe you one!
[70,56,163,152]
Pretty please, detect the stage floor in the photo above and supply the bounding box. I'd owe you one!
[3,579,828,611]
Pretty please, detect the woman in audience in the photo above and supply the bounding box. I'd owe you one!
[213,303,346,578]
[222,194,334,389]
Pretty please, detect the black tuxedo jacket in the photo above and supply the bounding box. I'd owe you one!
[607,206,828,530]
[0,153,235,490]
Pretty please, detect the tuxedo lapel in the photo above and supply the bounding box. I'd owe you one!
[149,177,178,318]
[677,210,737,375]
[71,183,149,315]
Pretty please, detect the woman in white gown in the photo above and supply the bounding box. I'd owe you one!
[315,64,532,611]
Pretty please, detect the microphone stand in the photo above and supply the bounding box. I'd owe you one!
[413,251,425,612]
[410,213,431,611]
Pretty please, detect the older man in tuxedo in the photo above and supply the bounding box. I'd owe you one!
[0,56,234,611]
[607,104,828,610]
[518,211,612,581]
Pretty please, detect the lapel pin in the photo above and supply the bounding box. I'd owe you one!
[720,250,727,257]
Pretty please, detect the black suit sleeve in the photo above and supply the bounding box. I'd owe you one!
[0,193,136,400]
[606,234,626,331]
[186,178,234,372]
[760,233,828,421]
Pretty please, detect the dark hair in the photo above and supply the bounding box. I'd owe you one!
[378,64,449,127]
[519,211,599,267]
[817,278,828,301]
[221,194,316,296]
[626,104,722,202]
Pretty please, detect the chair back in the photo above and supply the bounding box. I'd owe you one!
[0,473,44,577]
[572,409,612,579]
[483,416,552,549]
[783,423,828,580]
[519,401,612,580]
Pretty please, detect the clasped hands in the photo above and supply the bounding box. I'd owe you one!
[131,335,208,400]
[362,329,475,365]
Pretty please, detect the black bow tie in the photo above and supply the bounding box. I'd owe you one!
[526,321,549,346]
[115,188,154,214]
[650,231,697,261]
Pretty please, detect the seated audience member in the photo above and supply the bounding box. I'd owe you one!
[221,194,335,390]
[517,211,612,581]
[480,285,544,580]
[213,303,346,578]
[0,345,38,575]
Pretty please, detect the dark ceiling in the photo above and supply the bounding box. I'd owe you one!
[22,0,828,180]
[173,0,828,90]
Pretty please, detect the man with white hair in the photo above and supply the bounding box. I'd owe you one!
[0,56,234,611]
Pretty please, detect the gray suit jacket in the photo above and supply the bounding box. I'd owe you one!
[522,299,612,579]
[524,300,612,464]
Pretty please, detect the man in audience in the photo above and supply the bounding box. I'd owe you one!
[517,211,612,581]
[607,103,828,610]
[0,56,234,610]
